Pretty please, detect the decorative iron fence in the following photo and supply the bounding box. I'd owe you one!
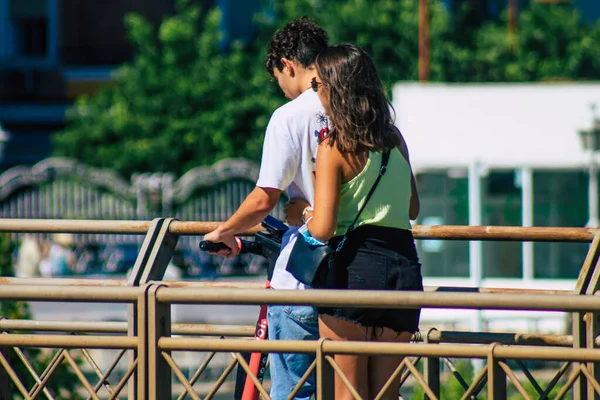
[0,157,286,250]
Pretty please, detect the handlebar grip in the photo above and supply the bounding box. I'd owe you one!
[240,240,262,256]
[199,239,264,257]
[199,241,230,252]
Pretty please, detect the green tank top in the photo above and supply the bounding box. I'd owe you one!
[334,148,412,236]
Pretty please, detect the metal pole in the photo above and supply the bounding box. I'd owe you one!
[0,219,595,241]
[508,0,518,35]
[418,0,429,82]
[521,168,534,280]
[588,154,599,228]
[469,160,485,371]
[469,161,483,286]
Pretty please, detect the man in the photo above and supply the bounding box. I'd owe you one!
[203,17,328,400]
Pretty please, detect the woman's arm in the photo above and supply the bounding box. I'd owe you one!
[409,173,420,220]
[396,130,420,220]
[306,140,342,242]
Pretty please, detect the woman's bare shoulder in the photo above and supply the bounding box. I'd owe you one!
[391,126,410,163]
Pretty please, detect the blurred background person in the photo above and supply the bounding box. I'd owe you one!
[43,233,76,277]
[15,234,41,278]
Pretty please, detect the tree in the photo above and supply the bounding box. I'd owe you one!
[53,0,283,178]
[471,2,600,82]
[53,0,600,178]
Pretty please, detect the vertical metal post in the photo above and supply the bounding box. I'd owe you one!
[469,160,484,371]
[316,338,334,400]
[128,218,179,400]
[588,157,599,228]
[136,288,148,400]
[147,284,172,400]
[584,243,600,400]
[573,233,600,400]
[520,168,534,280]
[423,329,440,399]
[0,340,10,400]
[418,0,429,82]
[469,160,483,288]
[487,344,506,399]
[585,302,600,400]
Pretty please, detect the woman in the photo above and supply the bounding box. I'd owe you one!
[286,44,423,400]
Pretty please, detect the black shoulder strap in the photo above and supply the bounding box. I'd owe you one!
[346,149,391,234]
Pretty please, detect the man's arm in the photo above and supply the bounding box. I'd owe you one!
[203,187,281,256]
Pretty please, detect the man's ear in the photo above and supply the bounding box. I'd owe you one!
[281,58,296,77]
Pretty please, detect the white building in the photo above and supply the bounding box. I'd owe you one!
[392,82,600,332]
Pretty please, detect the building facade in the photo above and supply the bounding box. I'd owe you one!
[0,0,260,170]
[392,82,600,331]
[393,82,600,281]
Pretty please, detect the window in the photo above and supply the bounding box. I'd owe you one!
[415,171,469,277]
[10,0,48,58]
[482,170,522,278]
[533,171,589,279]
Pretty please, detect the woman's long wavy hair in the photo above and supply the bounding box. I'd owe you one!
[315,44,401,154]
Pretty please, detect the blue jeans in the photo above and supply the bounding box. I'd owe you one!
[267,304,319,400]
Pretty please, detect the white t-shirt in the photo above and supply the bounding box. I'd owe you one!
[256,89,328,290]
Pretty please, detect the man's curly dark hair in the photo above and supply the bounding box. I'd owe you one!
[265,16,329,77]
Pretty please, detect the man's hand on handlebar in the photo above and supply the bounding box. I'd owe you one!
[203,228,241,258]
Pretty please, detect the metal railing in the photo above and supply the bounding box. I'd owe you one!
[0,218,599,399]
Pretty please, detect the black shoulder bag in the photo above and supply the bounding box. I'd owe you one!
[286,149,391,287]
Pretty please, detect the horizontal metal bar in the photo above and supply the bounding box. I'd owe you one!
[0,277,575,297]
[0,319,254,337]
[427,330,575,347]
[172,324,254,337]
[0,277,129,286]
[0,219,260,236]
[0,320,125,333]
[164,281,573,295]
[411,225,595,242]
[424,286,572,295]
[0,334,138,349]
[1,318,578,346]
[0,219,150,234]
[169,221,262,236]
[155,287,600,312]
[161,280,266,289]
[0,219,594,241]
[158,338,600,362]
[0,285,141,302]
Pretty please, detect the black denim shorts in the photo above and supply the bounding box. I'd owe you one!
[319,225,423,334]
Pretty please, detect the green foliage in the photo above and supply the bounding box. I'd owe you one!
[0,235,82,399]
[0,234,24,319]
[411,359,475,399]
[472,3,600,82]
[54,0,282,178]
[52,0,600,178]
[323,0,451,89]
[410,359,568,399]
